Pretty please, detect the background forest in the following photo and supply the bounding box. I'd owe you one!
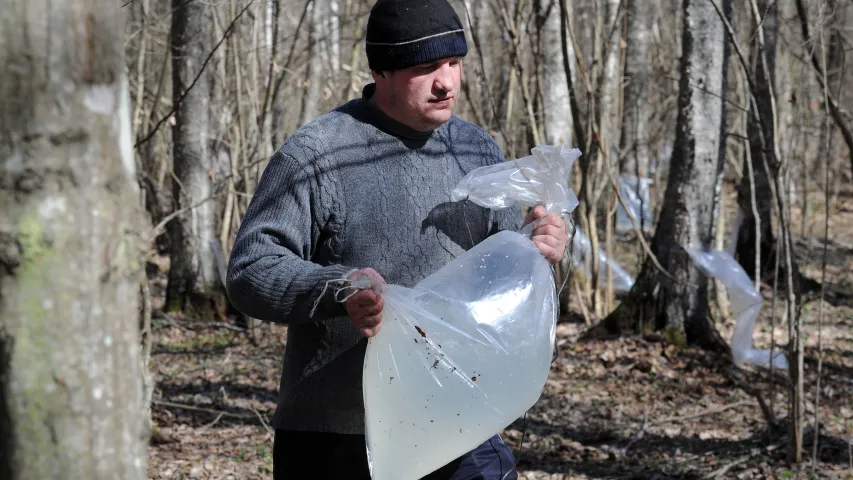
[1,0,852,478]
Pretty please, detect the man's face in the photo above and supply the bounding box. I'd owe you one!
[373,56,463,131]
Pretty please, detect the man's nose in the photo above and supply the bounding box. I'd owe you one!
[433,63,455,94]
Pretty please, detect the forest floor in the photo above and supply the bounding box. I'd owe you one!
[146,188,853,479]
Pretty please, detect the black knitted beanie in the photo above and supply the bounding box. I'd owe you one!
[366,0,468,72]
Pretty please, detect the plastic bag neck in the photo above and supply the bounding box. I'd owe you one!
[450,145,581,218]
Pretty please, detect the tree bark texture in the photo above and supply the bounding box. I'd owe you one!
[538,0,573,147]
[167,0,223,315]
[591,0,732,349]
[621,0,651,179]
[300,0,326,126]
[0,1,146,478]
[597,0,622,165]
[735,0,778,283]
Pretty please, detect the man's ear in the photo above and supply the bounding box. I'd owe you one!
[371,70,386,82]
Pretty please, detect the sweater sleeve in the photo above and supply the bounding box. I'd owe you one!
[225,148,352,324]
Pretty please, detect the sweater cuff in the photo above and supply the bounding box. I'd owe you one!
[304,264,359,322]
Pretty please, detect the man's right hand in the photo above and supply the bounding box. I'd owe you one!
[344,268,386,338]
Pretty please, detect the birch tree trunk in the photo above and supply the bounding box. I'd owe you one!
[167,0,225,317]
[271,0,287,149]
[300,0,326,126]
[590,0,732,349]
[597,0,622,165]
[329,0,341,76]
[539,0,573,147]
[621,0,651,179]
[0,1,146,478]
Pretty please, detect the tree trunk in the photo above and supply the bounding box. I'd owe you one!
[539,0,573,147]
[167,0,225,318]
[621,0,651,178]
[300,0,326,126]
[735,0,778,284]
[0,1,147,478]
[774,0,796,198]
[586,0,622,317]
[329,0,341,76]
[620,0,652,231]
[597,0,622,165]
[588,0,732,350]
[271,0,287,149]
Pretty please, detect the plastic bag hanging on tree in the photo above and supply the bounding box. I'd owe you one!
[570,228,635,292]
[362,145,581,480]
[615,175,654,234]
[683,245,788,369]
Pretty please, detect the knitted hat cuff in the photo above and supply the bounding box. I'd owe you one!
[367,29,468,71]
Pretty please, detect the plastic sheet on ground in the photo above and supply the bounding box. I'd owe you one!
[362,145,580,480]
[683,245,788,370]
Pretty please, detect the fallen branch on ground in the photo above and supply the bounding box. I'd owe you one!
[153,310,247,333]
[253,407,274,436]
[652,400,752,426]
[622,410,649,455]
[198,412,225,432]
[703,444,781,479]
[153,400,256,419]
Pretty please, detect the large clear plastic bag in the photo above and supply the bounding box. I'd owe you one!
[362,145,580,480]
[683,245,788,370]
[615,175,654,233]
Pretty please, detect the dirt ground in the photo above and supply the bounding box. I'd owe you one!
[146,188,853,479]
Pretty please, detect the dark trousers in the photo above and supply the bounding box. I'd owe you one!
[273,429,518,480]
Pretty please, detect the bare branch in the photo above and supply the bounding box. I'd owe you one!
[795,0,853,178]
[134,2,253,149]
[812,8,831,471]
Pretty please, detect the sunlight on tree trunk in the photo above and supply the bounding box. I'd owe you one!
[0,1,147,477]
[539,0,573,147]
[300,0,326,126]
[167,0,226,318]
[588,0,732,351]
[621,0,651,179]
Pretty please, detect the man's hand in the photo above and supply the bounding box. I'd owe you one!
[523,205,568,264]
[344,268,386,338]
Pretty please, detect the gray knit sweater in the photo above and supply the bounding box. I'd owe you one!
[226,86,522,434]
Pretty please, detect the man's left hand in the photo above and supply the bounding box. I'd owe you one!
[523,205,568,265]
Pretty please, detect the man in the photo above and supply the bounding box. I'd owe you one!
[226,0,568,478]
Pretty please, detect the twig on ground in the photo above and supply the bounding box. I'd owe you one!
[206,322,248,333]
[153,400,255,419]
[725,365,779,429]
[703,444,781,479]
[253,407,274,437]
[153,310,247,333]
[154,311,192,332]
[703,454,751,479]
[652,401,752,426]
[622,410,648,455]
[198,412,225,432]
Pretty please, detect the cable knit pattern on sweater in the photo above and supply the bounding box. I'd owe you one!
[226,92,522,434]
